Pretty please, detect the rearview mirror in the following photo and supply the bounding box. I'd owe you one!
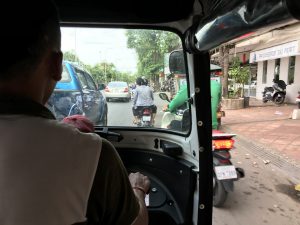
[159,93,170,102]
[169,50,186,74]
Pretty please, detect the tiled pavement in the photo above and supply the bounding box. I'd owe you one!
[222,99,300,164]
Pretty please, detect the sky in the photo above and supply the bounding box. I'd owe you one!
[61,27,137,73]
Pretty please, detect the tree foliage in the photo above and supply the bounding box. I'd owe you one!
[86,62,117,84]
[126,30,180,80]
[63,50,82,63]
[63,51,134,85]
[228,57,250,98]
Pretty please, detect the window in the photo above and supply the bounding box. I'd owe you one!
[59,27,187,132]
[60,65,71,82]
[288,56,295,84]
[274,58,280,79]
[85,73,97,90]
[75,68,89,90]
[262,61,267,84]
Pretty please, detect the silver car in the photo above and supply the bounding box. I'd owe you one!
[104,81,131,102]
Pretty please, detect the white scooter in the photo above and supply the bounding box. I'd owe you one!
[159,93,189,131]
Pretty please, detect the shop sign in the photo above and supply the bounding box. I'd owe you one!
[250,41,299,63]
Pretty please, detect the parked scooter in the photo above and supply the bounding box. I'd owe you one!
[296,91,300,109]
[212,131,245,207]
[262,79,287,105]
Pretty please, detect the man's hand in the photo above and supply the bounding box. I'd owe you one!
[129,172,150,225]
[62,115,94,133]
[129,172,150,195]
[162,104,169,112]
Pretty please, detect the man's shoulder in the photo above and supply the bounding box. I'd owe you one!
[29,117,102,145]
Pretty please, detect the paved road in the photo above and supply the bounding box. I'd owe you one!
[213,138,300,225]
[107,93,166,127]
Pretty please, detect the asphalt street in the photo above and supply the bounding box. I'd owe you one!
[107,93,166,127]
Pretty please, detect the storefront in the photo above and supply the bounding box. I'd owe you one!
[250,31,300,103]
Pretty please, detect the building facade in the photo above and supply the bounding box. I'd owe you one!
[246,23,300,103]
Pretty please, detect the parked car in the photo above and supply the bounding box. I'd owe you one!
[104,81,131,102]
[47,61,108,126]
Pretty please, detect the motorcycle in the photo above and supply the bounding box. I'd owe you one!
[262,81,286,105]
[136,107,154,127]
[159,93,244,207]
[296,91,300,109]
[212,131,245,207]
[159,93,189,131]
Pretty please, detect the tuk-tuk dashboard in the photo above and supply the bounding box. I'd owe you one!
[117,148,197,225]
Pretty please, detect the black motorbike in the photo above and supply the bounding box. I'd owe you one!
[262,80,287,105]
[136,107,154,127]
[212,132,245,207]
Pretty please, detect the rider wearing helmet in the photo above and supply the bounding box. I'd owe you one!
[132,77,157,124]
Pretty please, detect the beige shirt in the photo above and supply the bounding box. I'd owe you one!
[0,115,101,225]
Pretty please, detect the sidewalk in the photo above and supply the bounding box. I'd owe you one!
[221,98,300,165]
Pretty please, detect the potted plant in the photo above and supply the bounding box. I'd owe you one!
[222,57,250,109]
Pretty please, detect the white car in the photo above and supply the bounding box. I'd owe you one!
[104,81,131,102]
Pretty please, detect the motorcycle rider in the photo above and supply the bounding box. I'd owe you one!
[163,83,188,113]
[163,80,221,129]
[132,77,157,125]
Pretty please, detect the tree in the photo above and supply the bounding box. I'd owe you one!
[63,51,134,85]
[219,45,230,98]
[86,62,118,84]
[63,50,82,63]
[126,30,180,82]
[228,57,250,98]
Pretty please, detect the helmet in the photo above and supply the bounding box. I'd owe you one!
[136,77,144,85]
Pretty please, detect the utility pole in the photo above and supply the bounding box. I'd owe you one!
[99,51,107,83]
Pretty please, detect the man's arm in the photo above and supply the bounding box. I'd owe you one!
[86,139,150,225]
[130,172,150,225]
[133,88,138,106]
[150,89,154,101]
[168,86,188,112]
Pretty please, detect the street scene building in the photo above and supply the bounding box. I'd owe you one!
[213,22,300,103]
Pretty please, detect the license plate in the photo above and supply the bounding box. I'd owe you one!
[214,165,237,180]
[142,116,151,122]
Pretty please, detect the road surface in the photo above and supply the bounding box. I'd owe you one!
[213,139,300,225]
[107,93,166,127]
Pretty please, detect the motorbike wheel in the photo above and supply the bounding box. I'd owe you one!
[213,173,228,207]
[273,93,285,105]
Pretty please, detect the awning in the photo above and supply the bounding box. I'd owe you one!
[210,64,221,70]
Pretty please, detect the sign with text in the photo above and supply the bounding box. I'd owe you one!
[250,41,299,63]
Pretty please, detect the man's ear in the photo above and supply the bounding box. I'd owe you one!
[51,51,63,82]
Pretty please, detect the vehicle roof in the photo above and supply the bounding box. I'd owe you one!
[54,0,300,52]
[55,0,196,32]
